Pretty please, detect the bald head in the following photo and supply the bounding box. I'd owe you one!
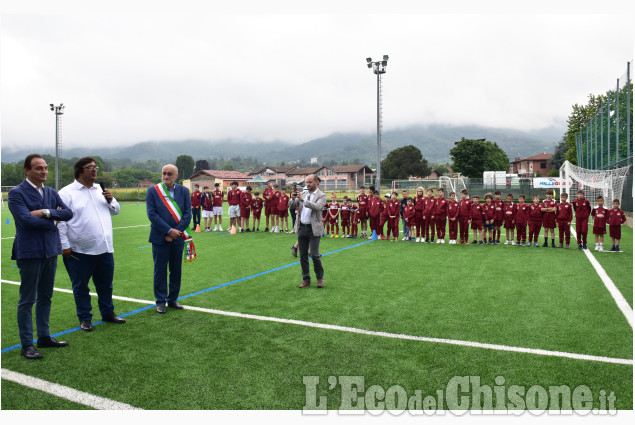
[162,164,178,189]
[305,174,320,192]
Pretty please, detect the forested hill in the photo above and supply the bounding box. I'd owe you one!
[1,123,563,165]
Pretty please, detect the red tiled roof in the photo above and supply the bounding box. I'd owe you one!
[191,170,250,180]
[286,167,325,176]
[511,153,552,163]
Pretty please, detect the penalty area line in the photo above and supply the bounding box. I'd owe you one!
[570,226,633,328]
[1,368,142,410]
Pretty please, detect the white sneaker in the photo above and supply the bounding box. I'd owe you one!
[511,241,517,246]
[598,247,603,251]
[441,239,445,244]
[504,240,509,245]
[594,245,599,251]
[213,225,218,231]
[415,237,420,242]
[219,226,223,231]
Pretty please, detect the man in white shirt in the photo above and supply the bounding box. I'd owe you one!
[58,157,126,331]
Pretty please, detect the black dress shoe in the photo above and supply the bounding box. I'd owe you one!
[103,314,126,324]
[80,320,93,332]
[21,346,43,359]
[37,336,69,348]
[168,301,184,309]
[157,304,167,314]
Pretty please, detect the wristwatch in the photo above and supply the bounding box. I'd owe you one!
[42,209,51,218]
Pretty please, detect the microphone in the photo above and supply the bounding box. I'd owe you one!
[99,182,112,203]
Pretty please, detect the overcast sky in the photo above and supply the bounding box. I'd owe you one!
[1,1,633,152]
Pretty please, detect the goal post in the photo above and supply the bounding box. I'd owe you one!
[559,160,631,205]
[391,177,468,196]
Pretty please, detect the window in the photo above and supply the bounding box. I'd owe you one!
[326,169,335,176]
[540,162,547,169]
[317,169,325,176]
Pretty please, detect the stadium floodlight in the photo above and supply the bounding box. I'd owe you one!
[366,54,389,188]
[50,103,65,190]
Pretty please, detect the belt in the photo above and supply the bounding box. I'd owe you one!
[300,223,312,227]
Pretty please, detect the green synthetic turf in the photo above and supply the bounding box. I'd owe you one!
[1,202,632,410]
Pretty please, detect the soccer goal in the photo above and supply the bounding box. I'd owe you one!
[559,160,631,205]
[391,177,468,196]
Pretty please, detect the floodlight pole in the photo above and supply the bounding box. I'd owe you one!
[50,103,65,190]
[367,55,388,189]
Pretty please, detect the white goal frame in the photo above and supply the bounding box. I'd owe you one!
[559,160,631,205]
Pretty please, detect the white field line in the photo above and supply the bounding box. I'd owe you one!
[2,280,631,366]
[112,224,149,230]
[1,368,142,410]
[569,226,633,328]
[1,224,149,240]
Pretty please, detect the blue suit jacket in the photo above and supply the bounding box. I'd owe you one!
[8,180,73,260]
[146,183,192,246]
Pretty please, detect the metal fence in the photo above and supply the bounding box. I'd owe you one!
[576,60,632,170]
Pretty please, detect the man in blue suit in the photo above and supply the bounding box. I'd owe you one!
[146,164,191,314]
[8,154,73,359]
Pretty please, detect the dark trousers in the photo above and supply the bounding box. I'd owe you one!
[298,223,324,282]
[290,207,297,229]
[63,252,115,322]
[152,242,184,305]
[401,217,409,238]
[16,257,57,347]
[192,207,201,228]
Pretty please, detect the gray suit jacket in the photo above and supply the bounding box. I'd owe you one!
[290,188,326,236]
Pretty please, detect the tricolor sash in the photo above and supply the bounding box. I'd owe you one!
[154,183,197,262]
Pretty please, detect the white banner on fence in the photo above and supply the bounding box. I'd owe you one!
[532,177,573,189]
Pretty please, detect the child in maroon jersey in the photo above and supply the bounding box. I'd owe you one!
[269,183,281,232]
[423,188,436,242]
[555,192,572,248]
[387,192,401,241]
[540,189,557,247]
[493,191,505,244]
[447,192,460,244]
[212,183,224,231]
[251,192,263,231]
[404,197,416,242]
[357,186,370,237]
[503,194,516,245]
[340,196,351,237]
[368,191,382,238]
[240,186,253,232]
[322,202,329,237]
[515,195,529,245]
[349,200,359,238]
[571,190,591,250]
[413,187,425,242]
[327,193,340,238]
[434,188,448,243]
[591,195,610,251]
[482,193,496,244]
[201,186,213,231]
[263,181,274,232]
[278,188,290,233]
[378,193,391,239]
[527,194,543,247]
[458,189,471,244]
[608,199,626,251]
[468,194,485,245]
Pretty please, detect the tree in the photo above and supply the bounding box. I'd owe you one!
[221,161,235,171]
[434,164,450,175]
[450,138,510,178]
[175,155,195,179]
[381,145,431,179]
[550,137,568,170]
[194,159,210,173]
[563,94,604,164]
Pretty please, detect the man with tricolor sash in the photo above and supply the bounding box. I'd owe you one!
[146,164,194,314]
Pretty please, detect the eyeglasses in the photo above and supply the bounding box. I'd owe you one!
[84,165,99,170]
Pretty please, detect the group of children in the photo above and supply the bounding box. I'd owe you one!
[194,182,628,252]
[321,186,627,251]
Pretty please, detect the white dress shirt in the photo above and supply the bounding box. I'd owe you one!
[300,190,313,224]
[58,180,120,254]
[25,178,44,197]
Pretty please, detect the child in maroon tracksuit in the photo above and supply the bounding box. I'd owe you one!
[515,195,529,245]
[447,192,460,244]
[556,192,573,248]
[607,199,626,251]
[458,189,471,244]
[503,194,516,245]
[403,197,416,242]
[386,193,401,241]
[413,188,425,241]
[591,196,610,251]
[571,190,591,249]
[434,188,448,243]
[527,194,543,246]
[423,189,436,242]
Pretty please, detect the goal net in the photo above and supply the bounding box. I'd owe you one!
[559,160,631,205]
[391,177,468,196]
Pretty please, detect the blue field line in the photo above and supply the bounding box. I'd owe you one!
[138,245,152,248]
[1,239,373,354]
